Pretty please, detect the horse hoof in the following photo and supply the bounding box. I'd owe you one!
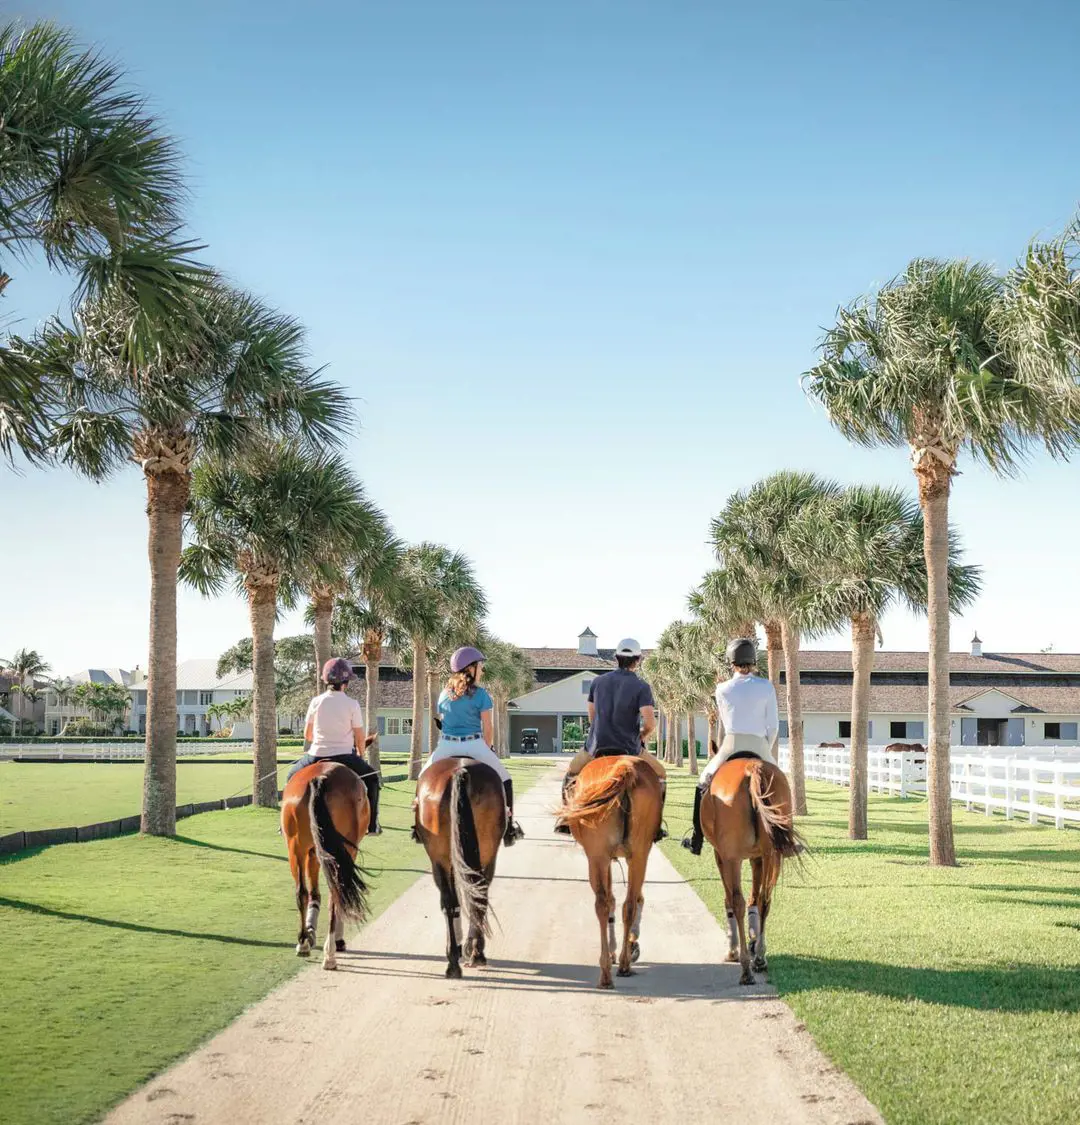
[323,959,338,972]
[725,949,739,963]
[739,970,755,986]
[630,942,641,964]
[598,979,614,990]
[617,966,633,977]
[335,939,347,952]
[753,957,768,973]
[469,954,487,968]
[446,964,463,980]
[295,944,310,957]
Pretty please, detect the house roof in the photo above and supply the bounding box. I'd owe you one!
[789,680,1080,716]
[174,659,254,692]
[799,649,1080,675]
[578,626,597,638]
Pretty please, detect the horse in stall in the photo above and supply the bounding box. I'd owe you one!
[701,743,803,985]
[414,757,506,978]
[557,756,663,989]
[281,756,372,971]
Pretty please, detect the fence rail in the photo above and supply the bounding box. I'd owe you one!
[778,743,1080,829]
[0,741,253,761]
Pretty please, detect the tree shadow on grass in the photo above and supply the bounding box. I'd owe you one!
[771,954,1080,1014]
[0,896,294,949]
[173,835,287,862]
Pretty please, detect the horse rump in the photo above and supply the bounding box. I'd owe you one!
[449,763,494,938]
[557,756,639,832]
[747,761,805,861]
[309,771,370,921]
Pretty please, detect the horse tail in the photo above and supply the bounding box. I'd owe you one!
[449,764,492,939]
[558,757,639,832]
[308,773,369,921]
[748,761,804,861]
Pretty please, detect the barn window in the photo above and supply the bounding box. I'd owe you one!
[1045,722,1061,739]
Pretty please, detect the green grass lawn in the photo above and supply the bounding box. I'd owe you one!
[660,772,1080,1125]
[0,754,414,834]
[0,758,551,1125]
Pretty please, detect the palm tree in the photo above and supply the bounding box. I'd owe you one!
[481,638,534,756]
[332,529,414,774]
[804,250,1080,863]
[789,485,982,839]
[1,649,50,734]
[27,282,348,836]
[711,471,843,815]
[398,544,487,781]
[181,442,373,809]
[0,20,207,465]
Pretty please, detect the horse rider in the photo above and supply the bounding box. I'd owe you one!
[555,638,668,840]
[286,657,382,834]
[418,646,525,848]
[682,637,777,855]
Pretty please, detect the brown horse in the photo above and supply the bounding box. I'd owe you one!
[414,757,506,979]
[281,760,371,970]
[558,756,663,989]
[701,750,802,985]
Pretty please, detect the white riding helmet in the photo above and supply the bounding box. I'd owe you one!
[614,638,642,658]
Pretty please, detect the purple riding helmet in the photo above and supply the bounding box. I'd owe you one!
[450,646,486,673]
[322,657,354,684]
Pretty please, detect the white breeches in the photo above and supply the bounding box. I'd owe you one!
[420,737,511,783]
[699,732,774,789]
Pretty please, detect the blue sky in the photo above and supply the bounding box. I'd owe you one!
[6,0,1080,673]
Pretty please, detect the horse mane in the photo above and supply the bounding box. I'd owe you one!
[747,762,805,861]
[558,757,639,831]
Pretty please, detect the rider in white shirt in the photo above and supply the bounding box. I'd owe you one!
[683,637,778,855]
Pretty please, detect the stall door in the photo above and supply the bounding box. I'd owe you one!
[961,718,977,746]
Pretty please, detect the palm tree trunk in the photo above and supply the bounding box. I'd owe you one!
[849,611,875,840]
[311,589,334,687]
[142,468,189,837]
[363,630,382,774]
[764,621,784,689]
[920,474,956,865]
[408,642,427,781]
[492,695,503,756]
[249,582,280,808]
[781,619,807,816]
[686,710,698,777]
[427,668,440,754]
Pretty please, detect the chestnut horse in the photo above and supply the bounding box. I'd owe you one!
[281,760,371,970]
[414,757,506,979]
[558,756,663,989]
[701,748,802,985]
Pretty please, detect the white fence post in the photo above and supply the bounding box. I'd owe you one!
[1055,764,1065,830]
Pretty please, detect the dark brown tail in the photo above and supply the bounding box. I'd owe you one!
[558,757,639,832]
[309,774,369,921]
[748,762,804,860]
[449,764,493,938]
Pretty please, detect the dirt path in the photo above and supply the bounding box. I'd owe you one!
[107,770,882,1125]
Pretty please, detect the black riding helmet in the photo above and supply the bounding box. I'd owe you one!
[726,637,757,667]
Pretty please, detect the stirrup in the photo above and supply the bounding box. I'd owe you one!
[410,824,421,843]
[554,821,572,836]
[654,822,669,842]
[681,832,702,856]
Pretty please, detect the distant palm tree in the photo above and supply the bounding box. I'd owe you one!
[26,281,349,836]
[181,442,373,808]
[711,471,843,815]
[789,485,982,838]
[398,544,487,781]
[480,638,534,757]
[804,249,1080,863]
[0,20,206,465]
[1,649,50,734]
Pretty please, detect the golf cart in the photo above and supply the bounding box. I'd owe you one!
[520,728,539,753]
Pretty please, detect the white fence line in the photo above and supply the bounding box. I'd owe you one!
[0,742,253,761]
[778,743,1080,829]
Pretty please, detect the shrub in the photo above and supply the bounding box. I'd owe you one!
[278,727,294,735]
[62,719,115,737]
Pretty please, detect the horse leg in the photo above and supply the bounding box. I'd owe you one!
[721,856,753,985]
[630,893,644,963]
[617,853,647,977]
[749,856,767,973]
[334,902,347,953]
[756,853,780,974]
[323,899,339,970]
[303,848,321,951]
[589,854,614,989]
[434,864,463,979]
[714,848,739,963]
[289,845,311,956]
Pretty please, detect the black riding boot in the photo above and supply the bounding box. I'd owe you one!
[554,772,575,834]
[681,786,704,855]
[364,773,382,834]
[503,779,524,846]
[654,780,669,843]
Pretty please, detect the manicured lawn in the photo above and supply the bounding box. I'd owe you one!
[0,754,412,834]
[660,773,1080,1125]
[0,758,550,1125]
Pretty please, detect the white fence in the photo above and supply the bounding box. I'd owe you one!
[0,742,253,761]
[778,743,1080,829]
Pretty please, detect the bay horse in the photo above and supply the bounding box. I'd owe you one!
[281,760,371,971]
[557,756,663,989]
[701,746,802,985]
[414,757,506,979]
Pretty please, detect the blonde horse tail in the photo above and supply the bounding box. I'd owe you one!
[748,761,804,861]
[558,756,639,832]
[449,764,493,939]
